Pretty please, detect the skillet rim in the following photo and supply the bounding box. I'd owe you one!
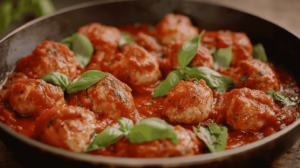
[0,0,300,167]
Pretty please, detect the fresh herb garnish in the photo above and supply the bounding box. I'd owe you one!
[82,117,178,152]
[253,43,267,62]
[149,25,155,32]
[48,48,57,53]
[212,47,232,70]
[234,115,238,120]
[193,123,228,153]
[133,22,141,28]
[77,103,83,107]
[61,33,94,68]
[257,71,263,76]
[67,70,108,94]
[47,119,55,128]
[118,93,128,102]
[102,81,107,85]
[265,89,296,106]
[119,32,136,47]
[0,0,55,33]
[105,77,114,83]
[240,74,247,82]
[41,72,71,92]
[177,30,205,68]
[192,79,199,85]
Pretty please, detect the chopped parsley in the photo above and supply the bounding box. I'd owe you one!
[48,48,57,53]
[239,74,247,82]
[257,71,263,76]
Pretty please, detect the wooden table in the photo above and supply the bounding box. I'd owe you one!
[1,0,300,167]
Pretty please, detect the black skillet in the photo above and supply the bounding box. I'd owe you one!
[1,0,300,167]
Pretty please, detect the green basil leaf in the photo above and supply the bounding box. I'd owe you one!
[61,33,94,68]
[67,70,108,94]
[253,43,267,62]
[213,47,232,70]
[41,72,71,92]
[152,70,183,98]
[177,30,205,68]
[0,0,13,33]
[128,118,179,144]
[31,0,55,17]
[119,32,136,47]
[117,117,134,137]
[265,89,296,106]
[209,49,216,54]
[184,66,235,91]
[82,127,123,153]
[193,123,227,153]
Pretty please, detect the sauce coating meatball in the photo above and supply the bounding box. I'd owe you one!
[136,32,163,54]
[162,79,213,124]
[35,106,95,152]
[68,74,142,123]
[15,41,79,79]
[225,88,279,132]
[78,23,121,54]
[114,125,203,157]
[155,13,198,44]
[230,59,279,92]
[111,45,161,87]
[8,79,65,116]
[165,42,213,69]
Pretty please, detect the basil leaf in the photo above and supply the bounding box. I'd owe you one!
[0,0,13,33]
[177,30,205,68]
[213,47,232,70]
[82,127,123,153]
[185,66,235,91]
[41,72,71,91]
[193,123,227,153]
[61,33,94,68]
[253,43,267,62]
[31,0,55,17]
[67,70,108,94]
[117,117,134,137]
[265,89,296,106]
[119,32,136,47]
[128,118,179,144]
[209,49,216,54]
[152,70,183,98]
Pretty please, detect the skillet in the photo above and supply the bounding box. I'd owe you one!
[1,0,300,167]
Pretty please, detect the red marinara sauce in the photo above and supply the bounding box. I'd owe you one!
[0,13,299,157]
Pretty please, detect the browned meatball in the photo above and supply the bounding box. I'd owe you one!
[35,106,95,152]
[15,41,79,79]
[231,32,253,66]
[111,45,161,87]
[114,125,203,158]
[8,79,65,116]
[78,23,121,54]
[162,79,213,124]
[155,13,198,44]
[68,74,142,123]
[230,59,279,92]
[135,32,163,53]
[225,88,279,132]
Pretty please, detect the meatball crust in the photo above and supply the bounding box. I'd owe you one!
[230,59,279,92]
[165,42,213,69]
[225,88,279,132]
[78,23,121,54]
[9,79,65,116]
[111,45,161,87]
[15,41,79,79]
[231,32,253,66]
[155,13,198,44]
[136,32,163,53]
[114,125,203,157]
[162,79,213,124]
[69,74,141,123]
[35,106,95,152]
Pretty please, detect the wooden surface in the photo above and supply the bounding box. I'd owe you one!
[1,0,300,167]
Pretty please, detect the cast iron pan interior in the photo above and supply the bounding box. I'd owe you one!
[0,0,300,167]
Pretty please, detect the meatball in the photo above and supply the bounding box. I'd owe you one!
[231,32,253,66]
[114,125,203,157]
[230,59,279,92]
[35,106,95,152]
[135,32,163,53]
[162,79,213,124]
[78,23,121,54]
[68,74,142,123]
[225,88,279,132]
[155,13,198,44]
[15,41,79,79]
[86,51,115,72]
[165,42,213,69]
[8,79,65,116]
[111,45,161,87]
